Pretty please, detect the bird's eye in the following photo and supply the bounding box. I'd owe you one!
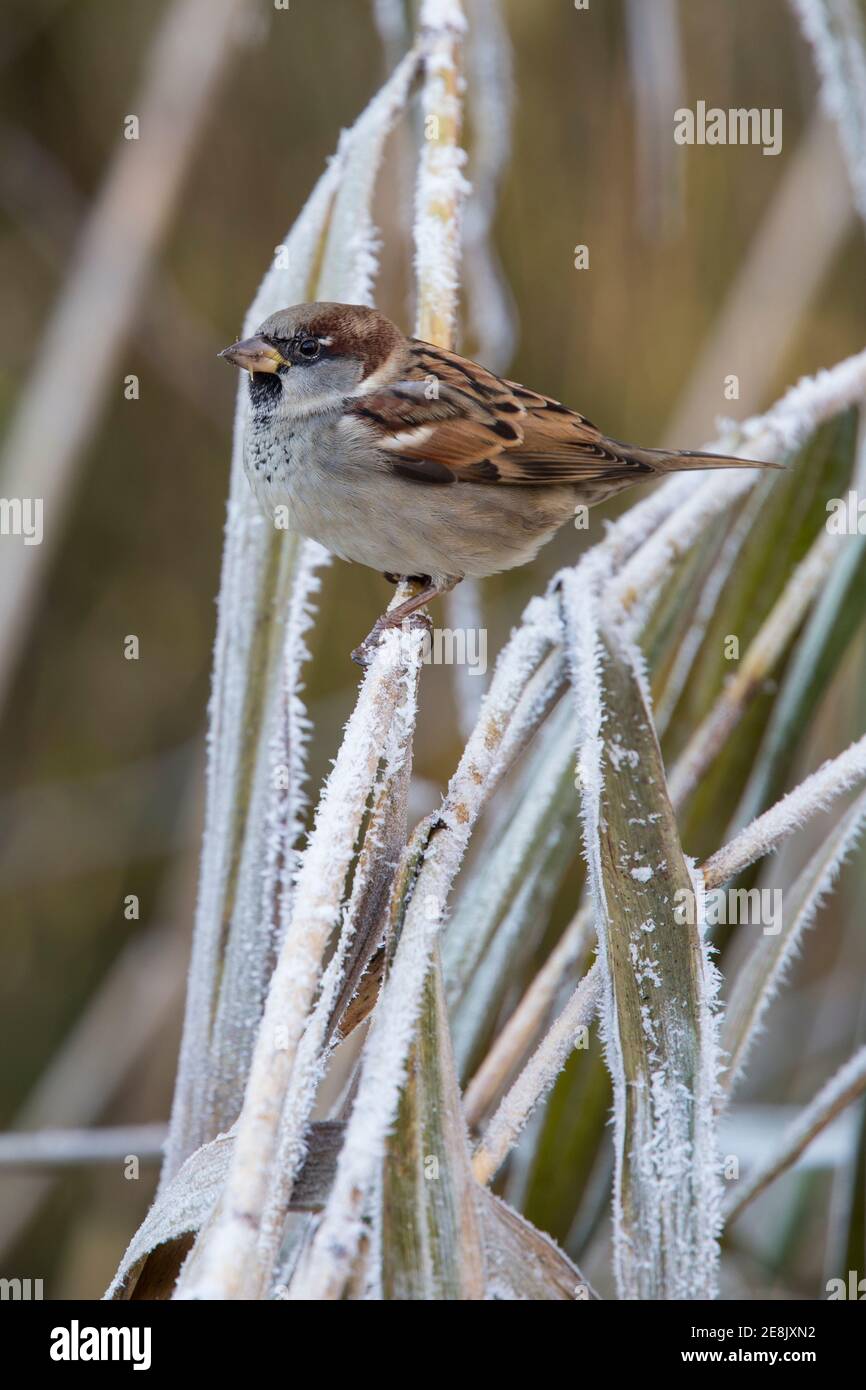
[298,336,320,358]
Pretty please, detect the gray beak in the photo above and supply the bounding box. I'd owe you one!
[218,335,288,375]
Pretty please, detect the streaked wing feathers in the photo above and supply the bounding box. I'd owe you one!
[344,339,652,487]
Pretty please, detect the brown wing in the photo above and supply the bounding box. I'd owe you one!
[343,339,653,487]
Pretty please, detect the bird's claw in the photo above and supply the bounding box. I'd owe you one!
[350,631,381,669]
[350,609,432,669]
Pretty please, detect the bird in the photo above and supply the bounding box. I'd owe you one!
[219,302,776,663]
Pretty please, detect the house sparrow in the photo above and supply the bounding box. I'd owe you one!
[220,302,774,662]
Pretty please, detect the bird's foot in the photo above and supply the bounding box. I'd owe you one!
[350,607,432,669]
[350,624,385,669]
[352,575,455,669]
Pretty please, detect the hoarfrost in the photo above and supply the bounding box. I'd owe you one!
[788,0,866,226]
[703,732,866,887]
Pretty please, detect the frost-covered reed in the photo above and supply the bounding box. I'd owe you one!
[104,0,866,1302]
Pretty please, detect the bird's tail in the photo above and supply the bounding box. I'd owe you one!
[620,442,782,473]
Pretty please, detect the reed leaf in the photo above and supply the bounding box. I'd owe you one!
[564,561,722,1300]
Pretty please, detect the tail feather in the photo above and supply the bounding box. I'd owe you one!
[624,443,782,473]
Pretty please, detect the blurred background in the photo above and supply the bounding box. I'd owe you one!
[0,0,864,1298]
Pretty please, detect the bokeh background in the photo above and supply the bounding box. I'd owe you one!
[1,0,865,1298]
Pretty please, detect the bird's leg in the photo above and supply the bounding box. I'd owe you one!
[351,576,459,668]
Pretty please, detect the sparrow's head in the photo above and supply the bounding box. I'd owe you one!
[219,302,404,415]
